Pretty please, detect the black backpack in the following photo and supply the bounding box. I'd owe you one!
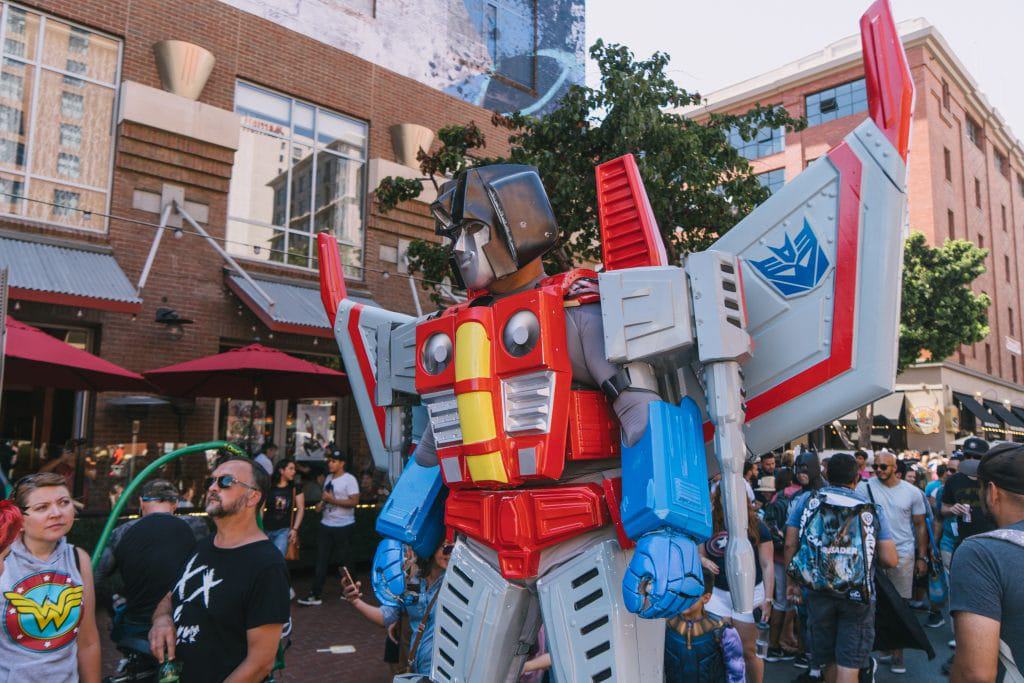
[762,492,793,553]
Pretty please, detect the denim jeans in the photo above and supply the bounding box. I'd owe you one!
[267,527,290,558]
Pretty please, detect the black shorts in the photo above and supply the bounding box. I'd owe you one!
[806,591,875,669]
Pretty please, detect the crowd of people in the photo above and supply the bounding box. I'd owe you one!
[0,436,1022,681]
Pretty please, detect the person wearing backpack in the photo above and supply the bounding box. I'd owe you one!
[949,443,1024,683]
[763,468,799,661]
[785,453,899,683]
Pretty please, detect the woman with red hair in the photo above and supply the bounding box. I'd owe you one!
[0,499,22,576]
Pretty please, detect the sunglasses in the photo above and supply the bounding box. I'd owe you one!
[204,474,258,492]
[872,464,891,471]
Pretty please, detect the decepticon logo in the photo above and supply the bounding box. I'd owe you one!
[747,219,830,297]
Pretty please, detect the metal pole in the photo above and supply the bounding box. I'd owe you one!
[92,441,243,568]
[136,202,174,293]
[174,200,277,312]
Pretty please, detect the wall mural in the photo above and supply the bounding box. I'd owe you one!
[218,0,585,115]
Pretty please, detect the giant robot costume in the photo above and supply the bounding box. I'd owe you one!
[317,2,914,680]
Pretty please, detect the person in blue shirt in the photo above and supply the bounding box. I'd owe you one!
[784,453,899,683]
[342,539,451,675]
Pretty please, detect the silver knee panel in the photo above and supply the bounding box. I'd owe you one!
[430,539,539,683]
[537,531,665,682]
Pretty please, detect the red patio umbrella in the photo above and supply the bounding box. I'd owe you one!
[3,316,151,392]
[143,344,347,400]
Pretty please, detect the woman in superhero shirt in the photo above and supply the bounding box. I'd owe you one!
[0,472,101,682]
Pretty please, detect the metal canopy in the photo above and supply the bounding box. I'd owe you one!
[953,392,1001,429]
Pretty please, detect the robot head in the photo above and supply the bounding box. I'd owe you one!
[431,164,558,291]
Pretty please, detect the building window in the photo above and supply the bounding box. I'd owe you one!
[941,79,951,110]
[804,78,867,128]
[1002,204,1008,231]
[944,147,952,181]
[975,178,982,208]
[1010,308,1015,337]
[727,114,785,160]
[483,0,538,90]
[228,82,369,272]
[56,152,79,179]
[978,233,984,249]
[1014,362,1018,385]
[947,209,955,240]
[0,6,120,231]
[1019,173,1024,198]
[985,343,992,374]
[966,115,983,149]
[59,123,80,149]
[1006,254,1011,282]
[755,168,785,195]
[995,149,1010,178]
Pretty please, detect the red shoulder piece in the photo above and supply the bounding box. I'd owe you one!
[317,233,347,327]
[860,0,915,161]
[595,154,668,272]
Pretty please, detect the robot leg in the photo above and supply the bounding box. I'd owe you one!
[429,538,540,683]
[537,527,665,682]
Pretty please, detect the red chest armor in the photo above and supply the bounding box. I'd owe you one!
[415,270,620,490]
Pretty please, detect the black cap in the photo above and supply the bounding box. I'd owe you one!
[327,450,345,461]
[961,436,990,459]
[978,443,1024,495]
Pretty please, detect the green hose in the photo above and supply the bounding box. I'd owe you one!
[91,441,245,569]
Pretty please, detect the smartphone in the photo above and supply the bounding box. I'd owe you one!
[341,566,355,588]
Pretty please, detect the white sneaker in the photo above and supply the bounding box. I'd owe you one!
[891,659,906,674]
[297,595,322,606]
[289,587,296,600]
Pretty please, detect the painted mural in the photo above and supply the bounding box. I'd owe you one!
[218,0,585,115]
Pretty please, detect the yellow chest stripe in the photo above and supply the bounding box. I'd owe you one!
[453,321,507,483]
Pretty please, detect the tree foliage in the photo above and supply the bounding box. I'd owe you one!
[898,232,989,372]
[374,40,804,288]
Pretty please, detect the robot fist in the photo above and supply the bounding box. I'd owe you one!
[622,528,704,619]
[370,538,405,607]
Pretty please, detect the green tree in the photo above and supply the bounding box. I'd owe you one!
[375,40,804,297]
[898,232,989,372]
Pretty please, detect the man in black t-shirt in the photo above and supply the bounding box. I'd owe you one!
[96,479,207,651]
[149,458,289,683]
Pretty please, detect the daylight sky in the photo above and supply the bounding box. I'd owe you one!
[585,0,1023,142]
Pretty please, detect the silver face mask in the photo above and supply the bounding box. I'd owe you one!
[451,222,496,291]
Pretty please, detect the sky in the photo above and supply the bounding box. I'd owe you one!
[585,0,1023,141]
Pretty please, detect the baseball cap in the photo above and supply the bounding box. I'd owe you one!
[327,450,346,461]
[978,443,1024,495]
[962,436,990,459]
[140,479,179,502]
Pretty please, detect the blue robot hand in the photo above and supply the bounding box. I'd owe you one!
[370,538,406,608]
[622,528,704,619]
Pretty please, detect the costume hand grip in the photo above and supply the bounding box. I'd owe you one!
[622,528,703,619]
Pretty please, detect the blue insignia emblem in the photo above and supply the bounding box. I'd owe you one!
[747,219,830,297]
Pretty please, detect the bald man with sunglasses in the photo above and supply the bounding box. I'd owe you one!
[149,457,289,683]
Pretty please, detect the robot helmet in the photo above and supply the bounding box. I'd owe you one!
[431,164,558,290]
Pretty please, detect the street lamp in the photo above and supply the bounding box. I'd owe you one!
[155,307,193,341]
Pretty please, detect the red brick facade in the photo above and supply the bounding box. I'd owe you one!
[4,0,513,487]
[703,37,1024,391]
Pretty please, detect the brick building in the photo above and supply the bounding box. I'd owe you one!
[0,0,584,505]
[687,18,1024,453]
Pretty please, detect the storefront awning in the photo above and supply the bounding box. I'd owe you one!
[984,400,1024,430]
[953,392,1001,429]
[1013,405,1024,425]
[0,234,141,313]
[226,274,377,338]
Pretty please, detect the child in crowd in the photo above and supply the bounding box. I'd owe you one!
[664,567,746,683]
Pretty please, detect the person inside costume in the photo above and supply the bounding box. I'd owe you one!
[665,566,745,683]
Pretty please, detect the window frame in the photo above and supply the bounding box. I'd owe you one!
[803,78,868,128]
[943,147,952,182]
[966,115,983,149]
[0,2,122,232]
[755,167,785,195]
[727,110,786,161]
[227,80,370,275]
[483,0,540,94]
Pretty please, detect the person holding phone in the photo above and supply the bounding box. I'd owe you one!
[299,451,359,606]
[342,540,451,676]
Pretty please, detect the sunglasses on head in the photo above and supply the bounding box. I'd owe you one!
[204,474,258,492]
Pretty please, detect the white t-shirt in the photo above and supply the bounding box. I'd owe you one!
[857,478,927,559]
[254,453,273,475]
[321,472,359,528]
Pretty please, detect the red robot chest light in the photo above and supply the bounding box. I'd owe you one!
[415,273,619,490]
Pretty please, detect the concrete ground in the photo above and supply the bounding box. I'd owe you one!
[99,573,952,682]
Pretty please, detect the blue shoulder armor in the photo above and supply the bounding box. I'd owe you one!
[375,457,447,558]
[620,398,713,542]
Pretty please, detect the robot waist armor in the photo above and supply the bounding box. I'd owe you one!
[445,477,632,580]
